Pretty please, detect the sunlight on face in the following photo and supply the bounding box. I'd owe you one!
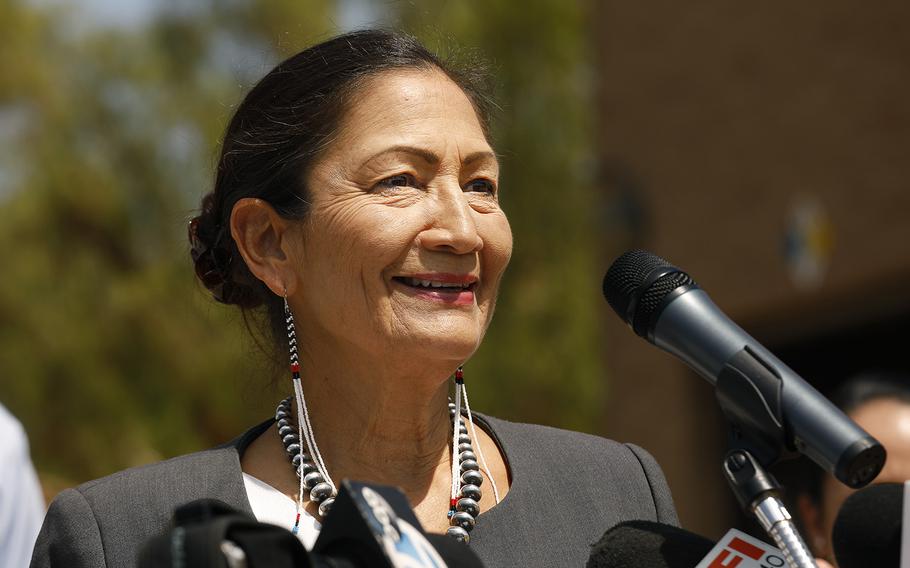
[289,67,513,364]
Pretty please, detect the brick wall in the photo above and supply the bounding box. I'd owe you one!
[596,1,910,537]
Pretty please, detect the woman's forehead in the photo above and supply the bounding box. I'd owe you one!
[331,68,492,160]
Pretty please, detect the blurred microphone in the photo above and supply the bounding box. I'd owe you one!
[587,521,789,568]
[138,481,483,567]
[586,520,714,567]
[833,483,903,568]
[602,250,885,488]
[313,480,484,568]
[137,499,312,568]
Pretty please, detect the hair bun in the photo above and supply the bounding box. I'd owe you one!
[188,195,262,308]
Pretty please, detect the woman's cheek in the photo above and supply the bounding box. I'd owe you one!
[483,218,513,269]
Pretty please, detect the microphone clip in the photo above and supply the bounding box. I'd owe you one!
[715,345,792,467]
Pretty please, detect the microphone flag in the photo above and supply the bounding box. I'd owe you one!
[695,529,785,568]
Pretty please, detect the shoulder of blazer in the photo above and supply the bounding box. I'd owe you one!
[475,413,679,525]
[33,443,254,568]
[74,418,273,508]
[43,422,269,565]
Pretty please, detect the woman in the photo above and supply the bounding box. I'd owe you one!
[31,30,677,567]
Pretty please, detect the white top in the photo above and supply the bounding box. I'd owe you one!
[241,473,321,550]
[0,404,46,568]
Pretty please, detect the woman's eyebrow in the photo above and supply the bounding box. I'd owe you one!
[360,146,498,168]
[362,145,441,166]
[463,150,498,167]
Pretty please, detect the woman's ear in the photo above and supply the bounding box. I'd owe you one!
[230,198,299,296]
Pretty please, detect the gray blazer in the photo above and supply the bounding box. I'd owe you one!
[31,415,677,567]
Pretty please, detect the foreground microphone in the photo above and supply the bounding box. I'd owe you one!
[314,480,484,568]
[138,499,312,568]
[602,250,885,487]
[139,482,483,567]
[833,483,903,568]
[587,521,791,568]
[586,520,714,567]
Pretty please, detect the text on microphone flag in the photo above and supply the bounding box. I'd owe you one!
[695,529,786,568]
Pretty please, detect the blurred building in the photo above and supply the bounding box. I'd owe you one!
[595,1,910,537]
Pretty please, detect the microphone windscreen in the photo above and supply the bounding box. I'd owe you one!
[586,520,714,568]
[833,482,903,568]
[602,250,698,337]
[602,250,672,320]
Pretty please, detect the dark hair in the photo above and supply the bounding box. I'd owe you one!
[189,29,493,351]
[828,371,910,415]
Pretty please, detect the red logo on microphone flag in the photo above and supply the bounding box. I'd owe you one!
[695,529,786,568]
[706,537,763,568]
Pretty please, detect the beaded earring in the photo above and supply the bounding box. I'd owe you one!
[277,295,336,534]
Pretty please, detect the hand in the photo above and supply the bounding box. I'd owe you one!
[815,559,835,568]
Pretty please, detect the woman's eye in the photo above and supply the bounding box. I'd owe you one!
[465,179,496,194]
[375,173,419,189]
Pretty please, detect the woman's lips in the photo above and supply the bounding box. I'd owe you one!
[391,274,477,306]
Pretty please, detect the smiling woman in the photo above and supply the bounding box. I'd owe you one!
[31,30,677,568]
[264,66,512,366]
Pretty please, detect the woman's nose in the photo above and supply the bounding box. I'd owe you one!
[419,187,483,254]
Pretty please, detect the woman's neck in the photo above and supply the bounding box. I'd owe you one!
[293,340,460,494]
[240,341,510,534]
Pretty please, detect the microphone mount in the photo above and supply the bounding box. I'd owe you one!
[722,449,817,568]
[717,347,817,567]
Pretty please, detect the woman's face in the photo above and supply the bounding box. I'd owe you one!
[289,67,512,364]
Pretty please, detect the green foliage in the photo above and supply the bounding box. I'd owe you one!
[0,0,338,485]
[0,0,603,489]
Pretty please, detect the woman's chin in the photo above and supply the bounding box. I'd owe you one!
[386,327,483,364]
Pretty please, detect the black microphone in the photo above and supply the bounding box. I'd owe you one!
[138,499,314,568]
[139,482,484,567]
[833,483,903,568]
[586,520,715,568]
[602,250,885,487]
[313,480,484,568]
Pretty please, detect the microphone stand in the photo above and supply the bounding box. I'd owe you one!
[714,347,817,568]
[722,449,816,568]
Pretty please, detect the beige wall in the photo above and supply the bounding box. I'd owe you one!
[596,1,910,538]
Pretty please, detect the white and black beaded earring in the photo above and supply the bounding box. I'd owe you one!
[275,294,337,534]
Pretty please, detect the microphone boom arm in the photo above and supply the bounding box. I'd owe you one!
[723,449,817,568]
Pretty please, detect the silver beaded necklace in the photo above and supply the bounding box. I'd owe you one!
[280,294,500,542]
